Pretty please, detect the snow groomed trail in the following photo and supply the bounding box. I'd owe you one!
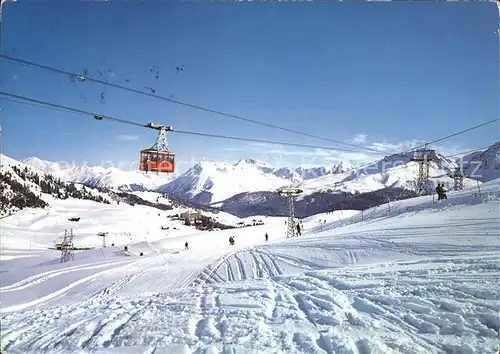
[1,180,499,353]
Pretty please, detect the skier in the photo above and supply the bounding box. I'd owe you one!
[436,183,443,200]
[229,236,234,246]
[441,183,448,200]
[296,223,301,236]
[265,233,269,241]
[185,242,189,250]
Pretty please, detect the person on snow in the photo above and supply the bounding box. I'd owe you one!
[185,242,189,250]
[440,183,448,200]
[296,223,301,236]
[436,183,444,200]
[265,233,269,241]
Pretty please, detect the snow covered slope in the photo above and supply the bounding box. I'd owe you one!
[1,154,244,234]
[1,154,112,216]
[23,157,173,192]
[1,176,499,353]
[459,141,500,182]
[296,150,477,196]
[156,159,336,204]
[0,198,197,250]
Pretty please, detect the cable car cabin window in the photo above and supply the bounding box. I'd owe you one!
[139,150,175,173]
[140,152,174,163]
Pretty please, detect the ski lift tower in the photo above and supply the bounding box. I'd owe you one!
[450,168,465,191]
[60,229,75,263]
[276,187,303,238]
[410,147,435,195]
[97,232,109,248]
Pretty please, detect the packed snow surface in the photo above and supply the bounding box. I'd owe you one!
[1,180,499,353]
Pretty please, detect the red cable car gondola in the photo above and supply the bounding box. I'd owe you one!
[139,123,175,173]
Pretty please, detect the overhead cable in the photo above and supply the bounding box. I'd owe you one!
[0,92,385,155]
[1,53,385,153]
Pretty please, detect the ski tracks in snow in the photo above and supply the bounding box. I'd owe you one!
[3,220,500,354]
[3,251,498,353]
[0,259,133,293]
[184,247,500,353]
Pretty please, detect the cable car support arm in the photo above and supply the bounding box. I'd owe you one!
[145,123,173,151]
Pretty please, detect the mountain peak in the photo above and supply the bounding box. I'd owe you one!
[235,158,256,165]
[22,157,172,192]
[234,158,272,167]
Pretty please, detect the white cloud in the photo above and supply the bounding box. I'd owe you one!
[221,133,476,168]
[351,133,368,144]
[116,134,139,141]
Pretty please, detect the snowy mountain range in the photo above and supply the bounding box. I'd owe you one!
[12,141,500,210]
[213,150,487,217]
[0,154,224,219]
[459,141,500,182]
[156,159,350,204]
[294,149,464,196]
[22,157,173,192]
[0,154,113,216]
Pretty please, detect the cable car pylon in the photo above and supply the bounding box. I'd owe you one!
[277,187,303,238]
[139,123,175,174]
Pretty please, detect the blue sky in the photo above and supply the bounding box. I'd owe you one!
[1,1,498,174]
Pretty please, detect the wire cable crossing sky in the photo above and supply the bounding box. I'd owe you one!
[0,92,387,154]
[1,53,384,154]
[2,1,498,168]
[1,91,496,167]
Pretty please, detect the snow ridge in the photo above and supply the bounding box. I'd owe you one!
[459,141,500,182]
[23,157,173,192]
[156,159,338,204]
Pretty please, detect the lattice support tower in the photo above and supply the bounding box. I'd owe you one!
[410,147,435,195]
[450,169,465,191]
[277,188,303,238]
[145,123,172,153]
[60,229,75,263]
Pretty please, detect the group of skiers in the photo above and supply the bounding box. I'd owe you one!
[185,224,302,250]
[436,183,448,201]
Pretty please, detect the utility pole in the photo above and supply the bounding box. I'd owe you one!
[277,187,303,238]
[410,146,435,195]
